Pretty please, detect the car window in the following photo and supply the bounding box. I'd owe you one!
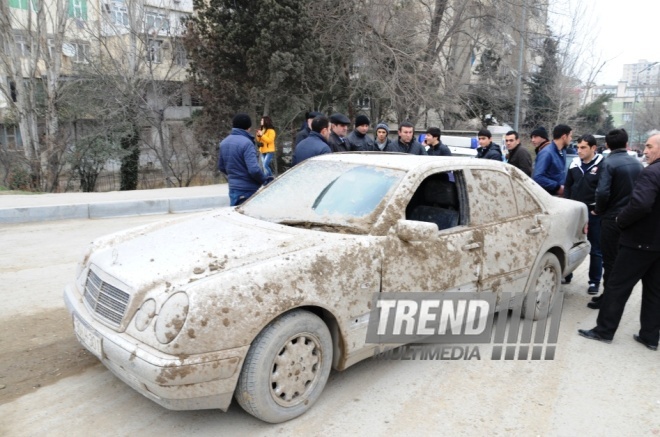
[468,169,517,225]
[405,171,465,231]
[511,177,543,215]
[240,160,405,231]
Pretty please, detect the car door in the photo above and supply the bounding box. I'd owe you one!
[464,167,548,300]
[381,170,482,294]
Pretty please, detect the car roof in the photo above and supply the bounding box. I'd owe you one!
[311,152,503,171]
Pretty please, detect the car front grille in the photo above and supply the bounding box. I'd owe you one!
[83,269,130,327]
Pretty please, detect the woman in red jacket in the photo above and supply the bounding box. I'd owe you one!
[256,116,276,177]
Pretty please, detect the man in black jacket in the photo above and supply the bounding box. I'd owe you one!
[476,128,503,161]
[589,128,643,308]
[327,113,352,152]
[504,130,532,176]
[374,122,399,152]
[424,127,452,156]
[579,133,660,350]
[347,115,376,151]
[396,122,427,155]
[294,111,323,147]
[563,134,604,294]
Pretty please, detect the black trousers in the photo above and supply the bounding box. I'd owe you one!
[600,218,621,288]
[594,246,660,346]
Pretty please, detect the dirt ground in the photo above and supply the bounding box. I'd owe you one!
[1,215,659,436]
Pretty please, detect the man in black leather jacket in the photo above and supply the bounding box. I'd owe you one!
[579,133,660,349]
[588,128,643,308]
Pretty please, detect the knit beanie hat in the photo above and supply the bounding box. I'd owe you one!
[355,114,370,127]
[530,126,549,141]
[232,113,252,130]
[375,122,390,134]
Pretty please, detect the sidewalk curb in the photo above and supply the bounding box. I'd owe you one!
[0,195,229,224]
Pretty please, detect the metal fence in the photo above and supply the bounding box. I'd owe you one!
[58,168,222,192]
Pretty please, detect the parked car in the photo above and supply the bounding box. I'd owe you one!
[64,154,590,423]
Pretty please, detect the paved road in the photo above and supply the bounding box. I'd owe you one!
[0,214,658,436]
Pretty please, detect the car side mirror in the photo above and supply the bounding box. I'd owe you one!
[395,219,438,242]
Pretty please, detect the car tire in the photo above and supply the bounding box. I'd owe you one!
[521,252,562,321]
[234,310,333,423]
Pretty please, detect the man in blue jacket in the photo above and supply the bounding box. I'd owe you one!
[218,113,268,206]
[292,115,332,165]
[533,124,572,196]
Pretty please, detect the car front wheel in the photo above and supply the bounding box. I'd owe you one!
[235,310,333,423]
[522,252,562,320]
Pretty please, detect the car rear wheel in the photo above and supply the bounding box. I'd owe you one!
[235,310,333,423]
[522,252,562,321]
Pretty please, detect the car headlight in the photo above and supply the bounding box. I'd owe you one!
[134,299,157,332]
[154,292,189,344]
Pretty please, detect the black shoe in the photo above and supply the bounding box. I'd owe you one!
[633,334,658,351]
[587,300,601,310]
[578,329,612,343]
[587,283,599,295]
[591,294,603,302]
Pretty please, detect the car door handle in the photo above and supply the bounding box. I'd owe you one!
[462,242,481,251]
[526,226,543,235]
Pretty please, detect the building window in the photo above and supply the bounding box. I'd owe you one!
[106,1,129,26]
[146,39,162,63]
[623,114,631,122]
[9,0,29,9]
[0,125,22,151]
[173,41,187,66]
[623,102,632,110]
[145,10,170,33]
[72,42,90,63]
[69,0,87,20]
[14,33,30,57]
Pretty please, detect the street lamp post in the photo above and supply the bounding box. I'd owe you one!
[630,62,659,146]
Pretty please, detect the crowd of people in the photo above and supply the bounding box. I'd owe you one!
[218,113,660,350]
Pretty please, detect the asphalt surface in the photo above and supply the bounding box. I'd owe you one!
[0,184,229,224]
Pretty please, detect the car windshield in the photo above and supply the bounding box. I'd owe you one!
[240,160,405,231]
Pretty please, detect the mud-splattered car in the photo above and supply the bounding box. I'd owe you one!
[64,154,590,423]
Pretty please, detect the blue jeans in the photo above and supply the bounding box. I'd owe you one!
[261,153,274,177]
[229,188,257,206]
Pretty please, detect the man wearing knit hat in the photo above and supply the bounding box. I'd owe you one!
[347,114,376,151]
[374,122,398,152]
[218,113,268,206]
[530,126,551,155]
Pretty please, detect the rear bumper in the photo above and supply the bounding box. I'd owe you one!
[64,285,247,411]
[564,241,591,275]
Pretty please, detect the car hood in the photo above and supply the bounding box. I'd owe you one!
[85,209,339,293]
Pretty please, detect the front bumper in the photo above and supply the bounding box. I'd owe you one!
[564,241,591,276]
[64,285,248,411]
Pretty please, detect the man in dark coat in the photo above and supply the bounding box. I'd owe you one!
[327,113,352,152]
[294,111,323,147]
[396,121,427,155]
[292,116,332,165]
[588,128,643,308]
[425,127,452,156]
[476,128,503,161]
[218,113,267,206]
[578,133,660,350]
[563,134,604,294]
[374,122,399,152]
[347,115,376,151]
[530,126,551,155]
[504,130,532,176]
